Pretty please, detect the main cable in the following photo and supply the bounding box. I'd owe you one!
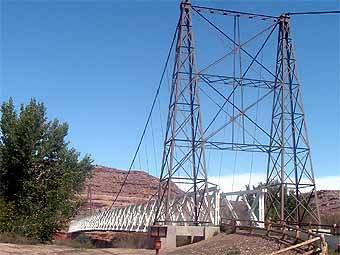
[109,19,179,210]
[286,10,340,16]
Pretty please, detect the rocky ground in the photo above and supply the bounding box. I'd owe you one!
[0,233,296,255]
[167,233,297,255]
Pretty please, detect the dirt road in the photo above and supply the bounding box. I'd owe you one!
[0,243,153,255]
[0,233,295,255]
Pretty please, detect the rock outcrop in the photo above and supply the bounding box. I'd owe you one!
[77,166,182,218]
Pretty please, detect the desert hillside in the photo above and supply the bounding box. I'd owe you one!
[316,189,340,214]
[78,166,181,218]
[315,189,340,225]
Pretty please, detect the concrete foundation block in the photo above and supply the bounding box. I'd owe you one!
[160,225,176,249]
[157,225,220,250]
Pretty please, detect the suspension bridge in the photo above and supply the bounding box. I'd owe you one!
[68,0,339,253]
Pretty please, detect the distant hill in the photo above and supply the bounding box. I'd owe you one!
[316,190,340,214]
[315,190,340,225]
[77,166,181,218]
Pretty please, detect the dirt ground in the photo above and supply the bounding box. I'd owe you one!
[0,243,154,255]
[0,233,296,255]
[166,233,295,255]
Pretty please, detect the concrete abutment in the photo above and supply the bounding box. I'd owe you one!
[152,225,220,250]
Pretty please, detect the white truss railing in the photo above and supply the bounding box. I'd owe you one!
[155,186,220,226]
[220,188,266,227]
[68,187,266,233]
[68,186,220,233]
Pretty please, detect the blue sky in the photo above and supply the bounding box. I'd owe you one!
[1,0,339,185]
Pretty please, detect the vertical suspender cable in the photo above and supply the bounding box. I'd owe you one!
[109,19,180,209]
[248,53,263,188]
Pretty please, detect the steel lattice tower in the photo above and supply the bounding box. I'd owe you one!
[154,1,320,226]
[154,1,209,226]
[265,15,320,225]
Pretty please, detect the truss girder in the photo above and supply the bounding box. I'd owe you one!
[68,187,220,233]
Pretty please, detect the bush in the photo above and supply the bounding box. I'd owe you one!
[327,249,340,255]
[0,197,16,233]
[0,98,93,241]
[111,233,149,249]
[54,234,94,249]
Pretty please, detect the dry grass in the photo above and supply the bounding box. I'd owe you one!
[54,234,94,249]
[110,232,151,249]
[321,212,340,226]
[0,232,40,245]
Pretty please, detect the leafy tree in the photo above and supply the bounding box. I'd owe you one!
[247,181,297,223]
[244,181,297,223]
[0,98,93,241]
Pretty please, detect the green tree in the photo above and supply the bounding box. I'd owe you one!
[0,98,93,241]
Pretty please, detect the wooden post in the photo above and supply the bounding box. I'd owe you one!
[295,226,300,243]
[231,219,236,233]
[249,220,253,234]
[320,234,328,255]
[266,220,272,237]
[331,224,336,235]
[307,229,314,252]
[281,222,287,240]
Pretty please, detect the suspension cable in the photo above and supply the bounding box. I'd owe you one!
[217,127,226,188]
[285,11,340,16]
[109,19,180,210]
[248,53,263,188]
[150,117,158,177]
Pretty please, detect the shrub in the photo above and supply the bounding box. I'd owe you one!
[54,234,94,249]
[0,197,16,233]
[0,98,93,241]
[111,233,148,249]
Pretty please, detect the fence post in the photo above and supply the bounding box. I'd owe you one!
[249,220,254,234]
[281,222,287,240]
[320,234,328,255]
[295,226,300,243]
[307,229,314,252]
[331,224,336,235]
[231,219,237,233]
[265,219,272,237]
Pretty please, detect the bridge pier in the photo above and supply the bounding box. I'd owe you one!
[155,225,220,250]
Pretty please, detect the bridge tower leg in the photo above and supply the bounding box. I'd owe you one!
[154,0,209,226]
[265,15,320,225]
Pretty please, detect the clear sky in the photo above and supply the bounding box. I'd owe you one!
[1,0,339,187]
